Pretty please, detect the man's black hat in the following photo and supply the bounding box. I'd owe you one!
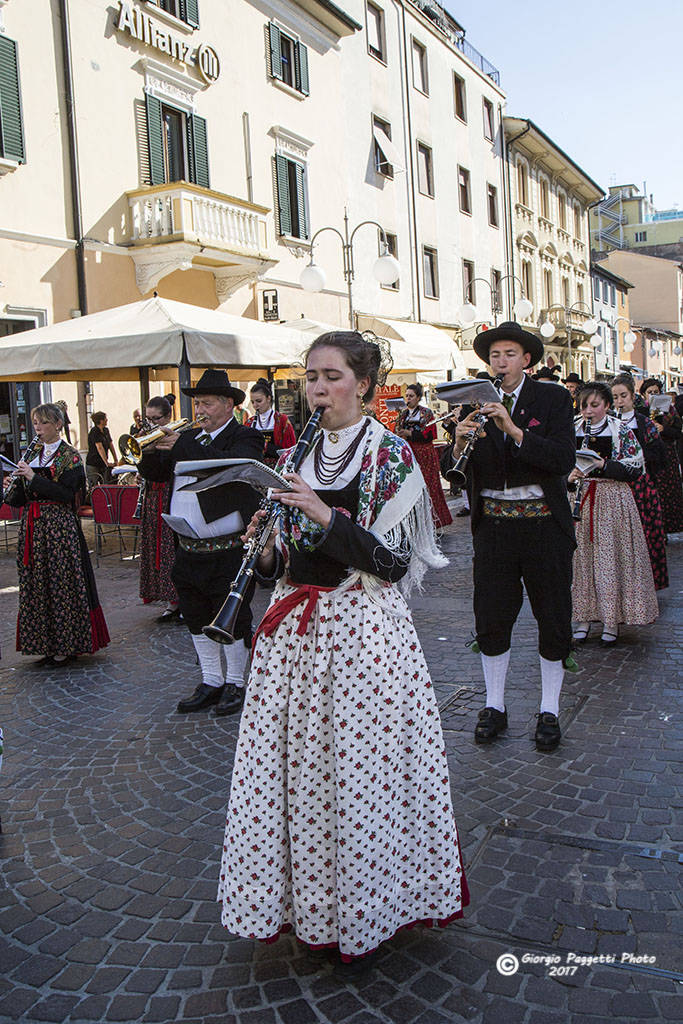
[536,366,560,381]
[473,321,544,368]
[180,368,246,405]
[563,372,583,384]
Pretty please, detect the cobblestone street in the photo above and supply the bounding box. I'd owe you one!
[0,515,681,1024]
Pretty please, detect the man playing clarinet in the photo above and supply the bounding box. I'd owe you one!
[454,322,576,751]
[138,370,262,717]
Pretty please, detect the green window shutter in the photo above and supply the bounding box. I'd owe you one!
[187,113,210,189]
[275,155,292,236]
[145,94,165,185]
[179,0,200,29]
[294,42,309,96]
[269,23,282,80]
[0,36,26,163]
[294,162,308,240]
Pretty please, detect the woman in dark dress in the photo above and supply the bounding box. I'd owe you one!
[611,374,668,590]
[138,395,180,621]
[10,403,110,665]
[85,411,116,490]
[396,383,452,528]
[640,378,683,533]
[245,379,296,467]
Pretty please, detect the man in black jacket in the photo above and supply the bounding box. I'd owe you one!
[454,322,576,751]
[139,369,263,717]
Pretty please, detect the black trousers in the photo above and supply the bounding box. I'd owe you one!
[172,547,254,642]
[473,514,573,662]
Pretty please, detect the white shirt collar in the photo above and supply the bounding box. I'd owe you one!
[199,418,233,441]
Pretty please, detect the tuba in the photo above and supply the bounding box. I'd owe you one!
[119,419,200,464]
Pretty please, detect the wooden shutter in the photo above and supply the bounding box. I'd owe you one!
[0,37,25,163]
[275,155,292,236]
[294,162,308,240]
[295,42,309,96]
[179,0,200,28]
[269,23,282,80]
[187,114,210,189]
[145,94,165,185]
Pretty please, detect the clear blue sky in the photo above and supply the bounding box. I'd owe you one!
[447,0,681,209]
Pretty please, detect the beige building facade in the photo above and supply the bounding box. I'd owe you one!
[591,183,683,255]
[0,0,507,452]
[503,117,604,378]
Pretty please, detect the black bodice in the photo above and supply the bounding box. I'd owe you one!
[288,472,360,587]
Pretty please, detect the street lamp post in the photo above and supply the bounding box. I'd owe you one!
[459,274,533,327]
[539,301,598,376]
[299,207,400,328]
[613,316,637,372]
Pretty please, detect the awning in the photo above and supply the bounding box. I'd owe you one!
[372,124,405,173]
[0,297,307,382]
[356,315,466,375]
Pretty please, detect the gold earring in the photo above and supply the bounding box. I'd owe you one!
[360,395,367,414]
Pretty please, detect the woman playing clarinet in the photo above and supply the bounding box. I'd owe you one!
[138,395,180,622]
[245,378,296,467]
[570,383,657,646]
[9,403,109,666]
[218,331,468,964]
[396,383,452,528]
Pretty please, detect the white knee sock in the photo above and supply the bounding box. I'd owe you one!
[191,633,224,688]
[540,656,564,716]
[481,651,510,713]
[224,640,249,688]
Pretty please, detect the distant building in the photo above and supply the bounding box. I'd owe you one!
[590,264,634,379]
[591,184,683,261]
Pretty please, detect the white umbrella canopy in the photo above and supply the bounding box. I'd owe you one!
[0,297,307,381]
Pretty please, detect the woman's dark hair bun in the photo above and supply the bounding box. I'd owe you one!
[251,378,273,398]
[165,392,176,408]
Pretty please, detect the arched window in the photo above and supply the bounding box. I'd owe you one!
[521,260,533,306]
[540,178,550,219]
[517,161,529,206]
[543,268,553,307]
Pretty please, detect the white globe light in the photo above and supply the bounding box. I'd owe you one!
[624,330,637,347]
[299,263,326,293]
[654,339,663,353]
[513,297,533,320]
[674,345,682,356]
[590,335,601,348]
[583,318,598,336]
[624,342,635,353]
[649,347,657,358]
[540,321,556,339]
[373,253,400,286]
[459,301,477,325]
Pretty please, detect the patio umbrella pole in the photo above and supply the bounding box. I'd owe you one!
[178,337,193,421]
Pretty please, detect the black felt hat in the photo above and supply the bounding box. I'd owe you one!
[180,369,245,405]
[473,321,544,368]
[563,372,583,384]
[536,366,561,381]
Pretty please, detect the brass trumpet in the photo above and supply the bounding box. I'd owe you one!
[119,419,200,464]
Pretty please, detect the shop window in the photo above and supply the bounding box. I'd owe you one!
[268,23,309,95]
[146,95,209,188]
[275,154,309,239]
[0,36,26,164]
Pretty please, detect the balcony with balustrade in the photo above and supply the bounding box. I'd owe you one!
[125,182,275,298]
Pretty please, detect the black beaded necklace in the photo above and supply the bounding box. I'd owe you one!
[313,418,370,486]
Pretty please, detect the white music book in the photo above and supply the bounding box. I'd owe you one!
[175,458,294,496]
[434,378,501,406]
[575,449,603,474]
[1,455,19,473]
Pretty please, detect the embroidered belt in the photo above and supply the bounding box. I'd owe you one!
[178,533,242,554]
[482,497,551,519]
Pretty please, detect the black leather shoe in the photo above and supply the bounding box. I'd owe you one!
[455,508,470,517]
[212,683,245,717]
[177,683,224,713]
[474,706,508,744]
[535,712,561,751]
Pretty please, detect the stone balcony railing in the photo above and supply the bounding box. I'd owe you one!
[542,306,593,334]
[126,182,270,257]
[538,215,553,234]
[557,227,571,246]
[515,202,534,224]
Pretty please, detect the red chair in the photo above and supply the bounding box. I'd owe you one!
[0,502,21,553]
[117,486,141,559]
[90,485,123,566]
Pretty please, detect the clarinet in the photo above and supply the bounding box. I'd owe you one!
[203,406,324,644]
[447,376,503,485]
[2,437,44,506]
[133,477,146,520]
[572,417,592,522]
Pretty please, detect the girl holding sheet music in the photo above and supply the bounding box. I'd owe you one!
[640,378,683,533]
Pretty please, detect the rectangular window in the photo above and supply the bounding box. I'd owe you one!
[372,115,393,178]
[517,161,528,206]
[423,246,439,298]
[417,142,434,197]
[558,193,567,230]
[412,38,428,94]
[540,178,549,219]
[577,282,584,306]
[157,0,200,28]
[610,283,616,306]
[462,259,475,305]
[487,183,498,227]
[482,97,494,140]
[453,72,466,121]
[574,204,581,238]
[366,2,385,62]
[635,230,648,242]
[543,268,553,307]
[146,95,209,187]
[603,280,610,303]
[0,36,26,163]
[522,261,533,308]
[491,269,502,312]
[268,23,309,95]
[458,166,471,215]
[379,230,399,289]
[562,277,570,307]
[275,154,309,240]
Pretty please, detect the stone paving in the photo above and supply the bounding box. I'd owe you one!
[0,514,681,1024]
